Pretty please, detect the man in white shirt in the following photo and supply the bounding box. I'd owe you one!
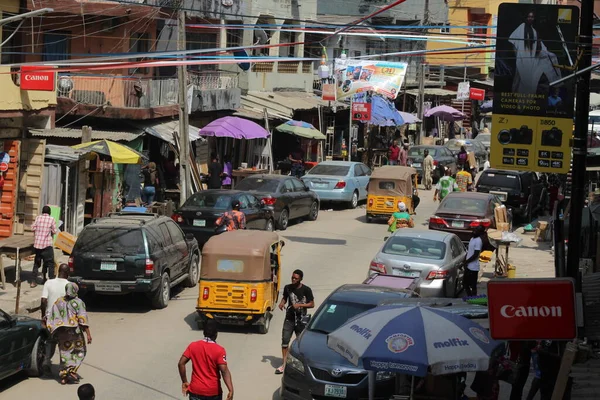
[463,226,485,296]
[40,263,70,374]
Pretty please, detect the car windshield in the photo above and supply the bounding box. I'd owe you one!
[307,164,350,176]
[382,237,446,260]
[478,173,521,190]
[446,140,473,151]
[183,193,232,209]
[441,197,488,213]
[474,134,491,143]
[235,178,280,192]
[309,301,376,334]
[74,228,144,255]
[408,147,437,157]
[589,115,600,124]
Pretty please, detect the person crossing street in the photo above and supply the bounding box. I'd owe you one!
[31,205,58,287]
[422,149,434,190]
[434,168,458,202]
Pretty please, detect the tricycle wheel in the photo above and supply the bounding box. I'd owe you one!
[257,312,271,334]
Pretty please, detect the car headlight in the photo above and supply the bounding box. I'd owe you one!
[376,371,394,381]
[286,353,305,374]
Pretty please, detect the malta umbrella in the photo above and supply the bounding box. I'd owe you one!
[200,116,270,139]
[424,105,465,121]
[276,120,326,140]
[327,305,501,377]
[71,139,146,164]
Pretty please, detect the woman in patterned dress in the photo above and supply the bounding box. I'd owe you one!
[47,282,92,384]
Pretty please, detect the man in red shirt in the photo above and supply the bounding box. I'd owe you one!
[388,140,400,165]
[178,320,234,400]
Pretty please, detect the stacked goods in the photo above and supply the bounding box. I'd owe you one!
[534,221,551,242]
[494,203,509,231]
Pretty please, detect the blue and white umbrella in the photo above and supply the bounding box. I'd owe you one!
[327,305,501,378]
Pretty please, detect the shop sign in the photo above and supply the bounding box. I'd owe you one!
[469,88,485,101]
[491,4,578,174]
[20,66,56,91]
[352,102,371,121]
[334,59,408,100]
[487,278,577,340]
[457,82,470,101]
[322,83,336,101]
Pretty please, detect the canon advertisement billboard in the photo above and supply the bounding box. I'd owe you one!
[20,66,56,91]
[487,278,577,340]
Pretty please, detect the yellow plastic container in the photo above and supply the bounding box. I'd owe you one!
[507,264,516,279]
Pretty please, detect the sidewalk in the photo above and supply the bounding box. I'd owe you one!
[0,251,69,315]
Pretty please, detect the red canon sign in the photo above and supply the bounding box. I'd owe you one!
[469,88,485,101]
[487,278,577,340]
[20,66,56,91]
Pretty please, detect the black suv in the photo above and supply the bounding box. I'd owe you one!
[69,213,200,309]
[475,169,542,222]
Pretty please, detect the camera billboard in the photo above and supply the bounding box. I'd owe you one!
[490,4,578,173]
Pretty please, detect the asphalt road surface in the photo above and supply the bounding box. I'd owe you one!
[0,193,443,400]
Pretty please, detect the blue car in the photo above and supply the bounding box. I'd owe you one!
[301,161,371,209]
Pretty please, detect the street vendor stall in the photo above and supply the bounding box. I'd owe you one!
[0,234,35,313]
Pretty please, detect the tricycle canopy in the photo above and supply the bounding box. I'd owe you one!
[368,166,417,197]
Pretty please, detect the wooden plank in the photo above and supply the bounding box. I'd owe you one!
[19,139,46,231]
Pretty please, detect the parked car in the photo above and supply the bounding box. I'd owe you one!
[406,145,457,183]
[69,213,200,309]
[444,139,488,170]
[280,284,414,400]
[234,175,319,230]
[473,133,491,152]
[429,192,510,247]
[172,190,275,244]
[475,169,542,222]
[0,307,47,381]
[368,230,466,298]
[301,161,371,209]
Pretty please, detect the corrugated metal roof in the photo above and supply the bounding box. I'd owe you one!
[30,128,141,142]
[134,120,205,145]
[405,88,457,97]
[239,91,347,120]
[45,144,90,162]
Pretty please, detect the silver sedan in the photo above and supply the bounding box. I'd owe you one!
[367,230,467,298]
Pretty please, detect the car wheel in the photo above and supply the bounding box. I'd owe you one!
[257,311,271,334]
[454,272,464,298]
[152,272,170,309]
[308,201,319,221]
[265,218,275,231]
[277,209,289,231]
[184,254,200,288]
[27,335,46,377]
[348,191,359,209]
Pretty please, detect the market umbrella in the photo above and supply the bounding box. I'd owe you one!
[275,120,326,140]
[327,305,501,399]
[424,105,465,121]
[71,139,146,164]
[398,111,421,124]
[199,116,270,139]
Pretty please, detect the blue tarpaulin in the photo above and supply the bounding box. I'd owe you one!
[369,95,405,126]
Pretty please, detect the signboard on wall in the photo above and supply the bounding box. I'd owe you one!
[470,88,485,101]
[491,4,578,173]
[457,82,470,101]
[20,66,56,91]
[322,83,336,101]
[334,59,408,101]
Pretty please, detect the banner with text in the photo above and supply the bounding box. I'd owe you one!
[334,59,408,101]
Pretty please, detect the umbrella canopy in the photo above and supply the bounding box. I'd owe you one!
[480,100,493,112]
[199,116,270,139]
[71,140,146,164]
[327,305,501,377]
[424,105,465,121]
[370,96,404,126]
[275,120,326,140]
[398,111,421,124]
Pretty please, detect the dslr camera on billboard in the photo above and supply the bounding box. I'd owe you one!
[497,125,533,145]
[541,127,563,147]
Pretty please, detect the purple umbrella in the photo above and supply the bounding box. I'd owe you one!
[424,105,465,121]
[398,111,421,124]
[199,116,270,139]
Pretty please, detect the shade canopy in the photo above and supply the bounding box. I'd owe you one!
[275,120,326,140]
[424,105,465,121]
[369,96,404,126]
[199,116,270,139]
[71,140,146,164]
[398,111,421,124]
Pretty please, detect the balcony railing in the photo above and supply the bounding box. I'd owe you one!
[188,70,239,90]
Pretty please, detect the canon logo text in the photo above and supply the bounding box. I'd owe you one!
[500,305,562,318]
[24,75,49,81]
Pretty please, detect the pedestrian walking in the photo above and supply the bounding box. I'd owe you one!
[31,205,58,287]
[141,162,159,205]
[207,153,223,190]
[215,200,246,231]
[387,202,414,233]
[455,165,473,192]
[40,263,70,375]
[388,140,400,165]
[178,319,234,400]
[433,168,458,202]
[46,282,92,385]
[457,145,468,168]
[463,225,485,296]
[398,143,408,166]
[221,154,233,189]
[289,140,305,178]
[275,269,314,374]
[422,149,434,190]
[77,383,96,400]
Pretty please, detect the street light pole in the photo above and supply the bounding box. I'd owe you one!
[177,8,190,205]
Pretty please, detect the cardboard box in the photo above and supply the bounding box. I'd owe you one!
[497,222,510,232]
[54,231,77,255]
[534,221,550,242]
[494,205,508,224]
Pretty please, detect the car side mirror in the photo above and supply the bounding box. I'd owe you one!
[301,314,311,325]
[384,236,389,241]
[304,186,310,192]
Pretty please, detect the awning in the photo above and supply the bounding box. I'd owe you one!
[30,128,141,142]
[405,88,457,97]
[135,120,204,145]
[45,144,90,162]
[236,91,347,120]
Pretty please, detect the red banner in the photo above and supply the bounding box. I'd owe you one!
[352,102,371,121]
[469,88,485,101]
[20,66,56,91]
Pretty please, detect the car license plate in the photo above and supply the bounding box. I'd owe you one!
[395,270,420,278]
[314,183,327,189]
[412,162,422,167]
[95,283,121,292]
[324,384,347,398]
[452,221,464,228]
[193,219,206,227]
[100,262,117,271]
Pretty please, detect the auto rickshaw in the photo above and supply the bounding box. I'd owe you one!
[197,230,284,334]
[366,165,418,222]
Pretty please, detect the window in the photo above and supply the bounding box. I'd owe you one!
[159,224,173,246]
[183,193,232,209]
[145,227,163,253]
[440,25,450,34]
[366,39,386,56]
[226,24,242,48]
[409,147,438,157]
[1,22,22,65]
[378,181,395,190]
[478,173,521,190]
[451,238,464,259]
[441,197,488,213]
[42,32,70,62]
[309,301,376,334]
[283,180,295,193]
[360,164,372,176]
[236,177,280,192]
[354,51,362,58]
[354,165,364,177]
[382,237,446,260]
[166,220,184,242]
[307,164,349,176]
[217,259,244,273]
[74,228,145,255]
[238,195,249,209]
[129,33,149,74]
[246,194,260,208]
[187,31,218,71]
[291,178,306,192]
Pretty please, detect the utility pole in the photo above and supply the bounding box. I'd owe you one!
[178,7,190,205]
[417,63,425,141]
[567,0,593,294]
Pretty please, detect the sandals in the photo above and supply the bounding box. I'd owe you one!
[275,365,284,375]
